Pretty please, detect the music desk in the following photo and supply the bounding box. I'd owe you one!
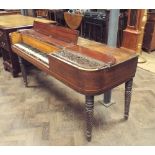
[0,14,56,77]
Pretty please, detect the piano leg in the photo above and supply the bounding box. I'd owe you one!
[85,95,94,141]
[18,56,28,87]
[124,78,133,120]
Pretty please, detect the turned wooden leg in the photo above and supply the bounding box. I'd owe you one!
[124,78,133,120]
[18,56,28,87]
[85,95,94,141]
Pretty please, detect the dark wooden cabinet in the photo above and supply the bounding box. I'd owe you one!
[47,9,66,26]
[117,10,128,47]
[142,12,155,52]
[82,10,128,46]
[0,27,32,76]
[0,10,21,57]
[83,16,109,43]
[83,11,110,43]
[0,14,55,77]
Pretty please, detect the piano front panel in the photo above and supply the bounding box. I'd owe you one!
[48,50,138,95]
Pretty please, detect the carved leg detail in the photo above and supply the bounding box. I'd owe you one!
[18,56,28,87]
[124,79,133,120]
[85,95,94,141]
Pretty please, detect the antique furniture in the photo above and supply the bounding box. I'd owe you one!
[47,9,66,26]
[10,21,138,141]
[142,11,155,52]
[117,10,128,47]
[122,9,147,54]
[0,10,21,57]
[0,14,56,77]
[83,11,109,43]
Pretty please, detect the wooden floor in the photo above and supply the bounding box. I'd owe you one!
[0,58,155,145]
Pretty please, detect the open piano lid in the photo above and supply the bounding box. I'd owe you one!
[50,45,116,71]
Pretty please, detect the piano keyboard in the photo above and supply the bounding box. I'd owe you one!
[14,43,49,64]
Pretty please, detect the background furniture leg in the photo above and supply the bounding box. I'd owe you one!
[18,56,28,87]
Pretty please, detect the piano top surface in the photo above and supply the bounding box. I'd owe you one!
[11,21,135,66]
[78,37,137,64]
[14,28,137,65]
[11,28,138,70]
[0,15,56,29]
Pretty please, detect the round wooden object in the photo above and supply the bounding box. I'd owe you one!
[64,12,83,30]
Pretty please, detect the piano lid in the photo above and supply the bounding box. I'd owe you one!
[10,21,80,52]
[51,50,112,71]
[33,21,79,45]
[50,45,116,71]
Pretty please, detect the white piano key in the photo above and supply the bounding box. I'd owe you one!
[15,43,49,64]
